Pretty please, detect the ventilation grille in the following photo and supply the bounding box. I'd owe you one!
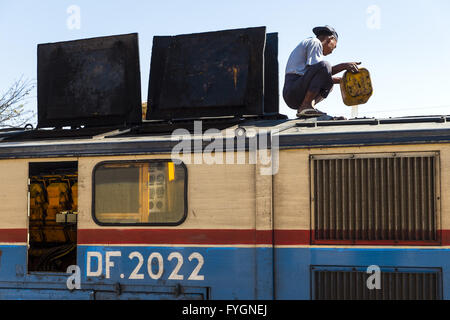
[312,267,442,300]
[311,153,439,244]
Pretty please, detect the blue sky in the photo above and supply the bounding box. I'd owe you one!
[1,0,449,123]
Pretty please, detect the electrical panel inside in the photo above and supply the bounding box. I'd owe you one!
[28,162,78,273]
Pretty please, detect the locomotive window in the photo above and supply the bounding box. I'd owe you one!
[93,160,187,225]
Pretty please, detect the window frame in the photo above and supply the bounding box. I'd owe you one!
[92,159,188,227]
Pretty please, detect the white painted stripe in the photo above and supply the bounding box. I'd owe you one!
[0,242,27,246]
[3,243,446,250]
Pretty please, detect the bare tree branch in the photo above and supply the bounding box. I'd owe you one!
[0,77,36,128]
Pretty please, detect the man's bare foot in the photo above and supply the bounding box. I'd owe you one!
[296,106,327,118]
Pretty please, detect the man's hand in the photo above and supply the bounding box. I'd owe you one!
[343,62,361,73]
[332,62,362,75]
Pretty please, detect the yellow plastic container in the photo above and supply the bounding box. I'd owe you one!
[340,68,373,106]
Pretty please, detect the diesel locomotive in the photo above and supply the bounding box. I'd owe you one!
[0,27,448,300]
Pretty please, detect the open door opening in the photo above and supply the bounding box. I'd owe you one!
[28,162,78,273]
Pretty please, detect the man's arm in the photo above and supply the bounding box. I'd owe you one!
[332,62,361,75]
[332,77,342,84]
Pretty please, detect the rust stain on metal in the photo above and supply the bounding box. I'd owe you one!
[233,66,239,89]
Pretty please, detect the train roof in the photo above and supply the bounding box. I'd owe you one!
[0,115,450,159]
[7,27,448,160]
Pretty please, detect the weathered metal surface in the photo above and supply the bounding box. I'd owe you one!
[312,153,439,244]
[2,123,450,159]
[147,27,268,120]
[263,33,279,115]
[312,267,442,300]
[37,33,142,128]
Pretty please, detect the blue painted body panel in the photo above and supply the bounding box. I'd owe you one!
[275,247,450,300]
[78,246,266,300]
[0,245,272,300]
[1,245,449,299]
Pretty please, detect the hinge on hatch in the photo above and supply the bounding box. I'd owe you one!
[114,282,122,296]
[174,283,183,297]
[27,178,31,218]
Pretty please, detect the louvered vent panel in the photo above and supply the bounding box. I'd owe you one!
[312,267,442,300]
[312,153,439,243]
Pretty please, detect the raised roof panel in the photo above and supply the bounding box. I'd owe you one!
[37,33,142,128]
[263,33,279,115]
[147,27,270,120]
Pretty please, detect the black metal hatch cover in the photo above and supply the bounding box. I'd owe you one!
[37,33,142,128]
[147,27,268,120]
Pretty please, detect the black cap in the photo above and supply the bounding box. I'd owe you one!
[313,25,338,41]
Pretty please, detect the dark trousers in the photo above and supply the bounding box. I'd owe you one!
[283,60,334,110]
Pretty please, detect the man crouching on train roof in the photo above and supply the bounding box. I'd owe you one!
[283,25,361,118]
